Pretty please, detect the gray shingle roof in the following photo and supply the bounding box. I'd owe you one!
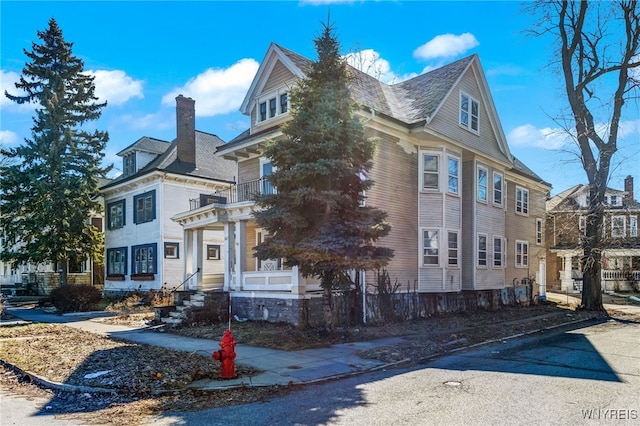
[101,131,236,190]
[116,136,170,156]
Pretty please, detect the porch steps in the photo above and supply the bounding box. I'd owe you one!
[157,290,227,327]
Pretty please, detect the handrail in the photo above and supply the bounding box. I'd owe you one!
[170,267,201,294]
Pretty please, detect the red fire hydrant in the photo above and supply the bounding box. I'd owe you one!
[212,329,237,379]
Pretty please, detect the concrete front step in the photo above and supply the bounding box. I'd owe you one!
[161,317,182,325]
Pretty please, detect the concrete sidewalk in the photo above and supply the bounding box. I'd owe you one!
[2,306,406,390]
[4,295,638,391]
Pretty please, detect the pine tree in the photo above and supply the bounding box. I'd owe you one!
[253,23,393,331]
[1,18,110,285]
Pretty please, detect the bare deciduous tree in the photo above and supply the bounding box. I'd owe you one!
[531,0,640,310]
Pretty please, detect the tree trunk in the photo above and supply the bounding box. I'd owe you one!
[57,259,68,287]
[321,274,334,333]
[581,193,604,311]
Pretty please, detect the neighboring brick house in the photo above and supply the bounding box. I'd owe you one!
[171,43,551,325]
[546,176,640,293]
[99,96,236,295]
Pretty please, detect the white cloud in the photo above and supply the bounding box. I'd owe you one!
[509,119,640,151]
[413,33,479,60]
[85,70,144,106]
[0,70,36,112]
[344,49,417,84]
[119,111,174,132]
[507,124,572,150]
[0,130,19,147]
[162,59,259,116]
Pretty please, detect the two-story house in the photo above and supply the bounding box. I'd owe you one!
[99,96,236,295]
[171,43,551,326]
[546,176,640,293]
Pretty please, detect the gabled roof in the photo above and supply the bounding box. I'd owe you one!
[228,43,527,179]
[547,183,638,211]
[101,131,236,190]
[116,136,170,157]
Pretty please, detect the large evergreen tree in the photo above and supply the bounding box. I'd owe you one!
[253,23,393,331]
[1,18,110,285]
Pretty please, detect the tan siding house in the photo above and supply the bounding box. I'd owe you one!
[171,43,551,326]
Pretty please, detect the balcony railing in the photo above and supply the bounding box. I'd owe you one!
[189,178,274,210]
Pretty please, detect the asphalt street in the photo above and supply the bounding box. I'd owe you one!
[2,312,639,425]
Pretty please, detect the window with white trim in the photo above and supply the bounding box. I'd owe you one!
[631,216,638,237]
[515,240,529,268]
[257,90,289,123]
[448,156,459,194]
[447,231,459,266]
[477,234,487,267]
[536,218,543,245]
[207,245,221,260]
[477,166,488,202]
[515,186,529,215]
[422,154,439,190]
[579,216,586,234]
[460,92,479,133]
[493,236,504,268]
[422,229,439,266]
[493,172,503,206]
[611,216,626,238]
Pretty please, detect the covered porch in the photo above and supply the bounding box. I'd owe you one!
[172,185,321,296]
[551,248,640,293]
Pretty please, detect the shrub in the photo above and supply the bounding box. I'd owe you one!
[49,284,102,313]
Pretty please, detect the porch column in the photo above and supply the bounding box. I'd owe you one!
[235,221,246,291]
[191,229,203,290]
[224,222,235,291]
[183,229,194,286]
[560,255,574,293]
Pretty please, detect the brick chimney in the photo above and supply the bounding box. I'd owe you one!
[624,175,634,201]
[176,95,196,165]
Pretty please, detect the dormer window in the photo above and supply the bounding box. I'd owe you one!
[257,90,289,123]
[460,91,479,134]
[610,195,617,206]
[123,153,136,176]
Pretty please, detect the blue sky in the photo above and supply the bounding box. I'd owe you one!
[1,1,638,197]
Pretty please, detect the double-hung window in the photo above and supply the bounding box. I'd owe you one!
[493,172,503,206]
[123,154,136,176]
[107,247,127,276]
[422,154,439,190]
[447,231,459,266]
[132,243,157,275]
[477,166,488,202]
[280,93,288,113]
[448,156,459,194]
[422,229,439,266]
[134,190,156,224]
[477,234,487,267]
[516,186,529,215]
[611,216,626,238]
[107,199,125,229]
[631,216,638,237]
[460,92,479,133]
[536,218,543,245]
[493,237,504,268]
[515,240,529,268]
[259,102,267,121]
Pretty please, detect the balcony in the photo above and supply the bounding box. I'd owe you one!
[189,178,274,210]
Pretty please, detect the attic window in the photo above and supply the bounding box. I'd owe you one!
[123,153,136,176]
[257,90,289,123]
[460,92,479,134]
